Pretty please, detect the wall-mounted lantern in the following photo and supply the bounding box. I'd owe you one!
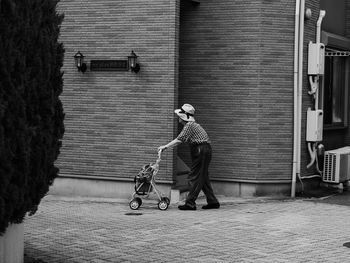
[128,50,140,73]
[73,51,87,73]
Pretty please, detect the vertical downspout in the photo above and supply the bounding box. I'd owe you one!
[291,0,300,197]
[315,10,326,109]
[297,0,305,195]
[292,0,305,198]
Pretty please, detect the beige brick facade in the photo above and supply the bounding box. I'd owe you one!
[55,0,350,197]
[56,0,180,185]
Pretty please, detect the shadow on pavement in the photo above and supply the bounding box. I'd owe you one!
[24,255,46,263]
[297,186,350,206]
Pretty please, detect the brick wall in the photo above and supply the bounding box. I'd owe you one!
[56,0,340,191]
[257,0,296,180]
[179,0,302,182]
[56,0,180,182]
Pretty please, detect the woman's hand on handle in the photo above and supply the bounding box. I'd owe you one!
[158,139,182,153]
[158,145,167,152]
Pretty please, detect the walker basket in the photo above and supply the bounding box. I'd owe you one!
[134,163,154,194]
[134,181,152,195]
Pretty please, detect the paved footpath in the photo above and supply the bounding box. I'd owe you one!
[24,195,350,263]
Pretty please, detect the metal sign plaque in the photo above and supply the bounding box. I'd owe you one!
[90,60,128,71]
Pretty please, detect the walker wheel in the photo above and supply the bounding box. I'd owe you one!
[163,197,170,205]
[129,199,140,210]
[158,198,169,211]
[135,197,142,206]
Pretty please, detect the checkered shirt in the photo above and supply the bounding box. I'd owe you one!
[177,121,210,145]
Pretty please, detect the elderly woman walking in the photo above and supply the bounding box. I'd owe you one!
[158,104,220,210]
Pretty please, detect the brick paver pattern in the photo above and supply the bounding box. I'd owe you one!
[24,196,350,262]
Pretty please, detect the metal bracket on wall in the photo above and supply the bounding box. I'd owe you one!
[325,48,350,57]
[325,51,350,57]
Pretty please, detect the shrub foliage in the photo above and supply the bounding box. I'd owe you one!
[0,0,65,234]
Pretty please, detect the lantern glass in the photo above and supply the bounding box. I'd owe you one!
[128,51,138,69]
[74,51,84,68]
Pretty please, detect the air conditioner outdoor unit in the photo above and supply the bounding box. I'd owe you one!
[323,146,350,183]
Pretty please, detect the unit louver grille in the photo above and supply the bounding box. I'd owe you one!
[322,147,350,183]
[324,154,336,182]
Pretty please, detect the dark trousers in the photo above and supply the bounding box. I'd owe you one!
[186,143,218,207]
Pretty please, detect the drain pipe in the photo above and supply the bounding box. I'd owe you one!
[291,0,305,198]
[315,10,326,109]
[316,10,326,44]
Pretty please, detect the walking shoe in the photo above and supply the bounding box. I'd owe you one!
[202,203,220,209]
[178,204,196,210]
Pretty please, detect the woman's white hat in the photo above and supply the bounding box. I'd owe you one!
[174,104,195,122]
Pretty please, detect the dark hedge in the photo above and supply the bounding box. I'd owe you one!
[0,0,65,234]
